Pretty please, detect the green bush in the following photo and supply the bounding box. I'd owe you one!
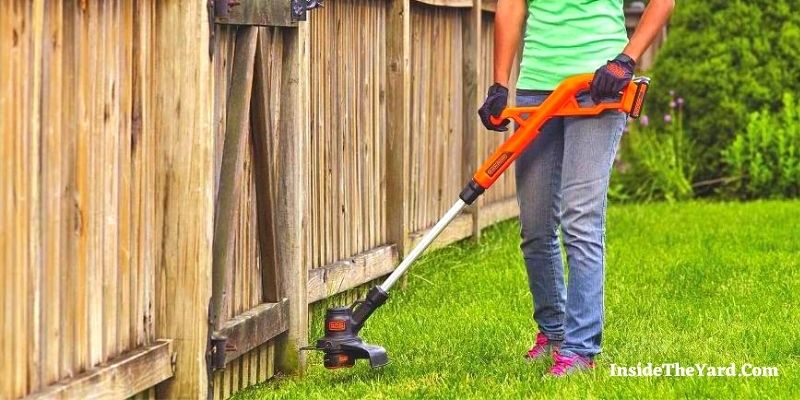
[722,93,800,199]
[612,95,695,203]
[648,0,800,181]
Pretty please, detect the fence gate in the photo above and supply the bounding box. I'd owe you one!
[206,1,314,398]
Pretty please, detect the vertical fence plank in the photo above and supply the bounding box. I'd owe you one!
[102,0,121,363]
[273,20,310,375]
[12,2,30,396]
[386,0,411,255]
[28,0,45,393]
[0,0,11,393]
[151,0,214,398]
[59,0,80,381]
[117,0,134,357]
[73,0,92,376]
[131,0,156,351]
[86,0,104,368]
[462,1,481,241]
[40,0,64,388]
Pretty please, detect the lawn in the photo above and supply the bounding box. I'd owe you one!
[236,201,800,399]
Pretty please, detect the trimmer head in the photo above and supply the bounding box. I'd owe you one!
[310,307,389,369]
[303,287,390,369]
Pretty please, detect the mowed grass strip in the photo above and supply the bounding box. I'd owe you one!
[236,201,800,399]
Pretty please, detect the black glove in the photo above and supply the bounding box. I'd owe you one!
[590,53,635,104]
[478,83,510,132]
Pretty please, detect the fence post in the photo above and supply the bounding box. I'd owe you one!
[386,0,412,256]
[273,21,310,375]
[462,1,482,242]
[152,2,214,399]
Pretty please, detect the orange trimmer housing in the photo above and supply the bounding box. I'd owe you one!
[472,74,649,191]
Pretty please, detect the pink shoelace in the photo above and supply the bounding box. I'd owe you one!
[550,352,594,376]
[526,333,551,358]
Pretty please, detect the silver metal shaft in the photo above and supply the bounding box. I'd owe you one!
[379,199,468,292]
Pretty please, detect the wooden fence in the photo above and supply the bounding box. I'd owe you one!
[1,1,211,398]
[1,0,660,399]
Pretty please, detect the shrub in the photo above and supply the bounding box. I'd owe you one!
[612,93,695,202]
[648,0,800,181]
[722,93,800,199]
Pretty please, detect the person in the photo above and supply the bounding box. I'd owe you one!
[478,0,674,376]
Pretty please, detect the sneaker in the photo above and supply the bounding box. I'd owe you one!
[524,333,560,361]
[548,352,596,376]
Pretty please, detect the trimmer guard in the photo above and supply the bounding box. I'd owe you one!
[303,288,391,369]
[340,340,389,368]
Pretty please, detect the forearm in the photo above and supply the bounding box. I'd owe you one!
[623,0,675,62]
[493,0,527,86]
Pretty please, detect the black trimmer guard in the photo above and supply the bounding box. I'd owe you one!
[302,288,390,369]
[319,335,389,369]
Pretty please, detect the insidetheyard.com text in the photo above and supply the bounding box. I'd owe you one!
[609,363,779,377]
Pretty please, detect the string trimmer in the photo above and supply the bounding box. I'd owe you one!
[302,73,650,369]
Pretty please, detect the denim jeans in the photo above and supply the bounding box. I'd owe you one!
[514,91,625,359]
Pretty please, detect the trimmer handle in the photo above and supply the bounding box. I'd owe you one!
[460,74,650,203]
[489,75,649,127]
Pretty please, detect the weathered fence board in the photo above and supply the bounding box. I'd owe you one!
[385,0,413,257]
[26,340,173,400]
[308,0,388,269]
[149,1,215,398]
[408,4,466,234]
[307,245,399,303]
[0,1,166,397]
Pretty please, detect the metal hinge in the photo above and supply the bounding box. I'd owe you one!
[208,333,230,371]
[205,302,229,399]
[292,0,323,21]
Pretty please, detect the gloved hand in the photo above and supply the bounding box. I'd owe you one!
[478,83,510,132]
[590,53,635,104]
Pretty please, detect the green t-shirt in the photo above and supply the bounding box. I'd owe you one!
[518,0,629,90]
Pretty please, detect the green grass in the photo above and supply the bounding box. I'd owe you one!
[236,201,800,399]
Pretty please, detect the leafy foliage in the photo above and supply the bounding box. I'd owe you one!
[723,93,800,199]
[612,95,694,202]
[648,0,800,181]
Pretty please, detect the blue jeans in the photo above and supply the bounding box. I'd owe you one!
[514,91,625,359]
